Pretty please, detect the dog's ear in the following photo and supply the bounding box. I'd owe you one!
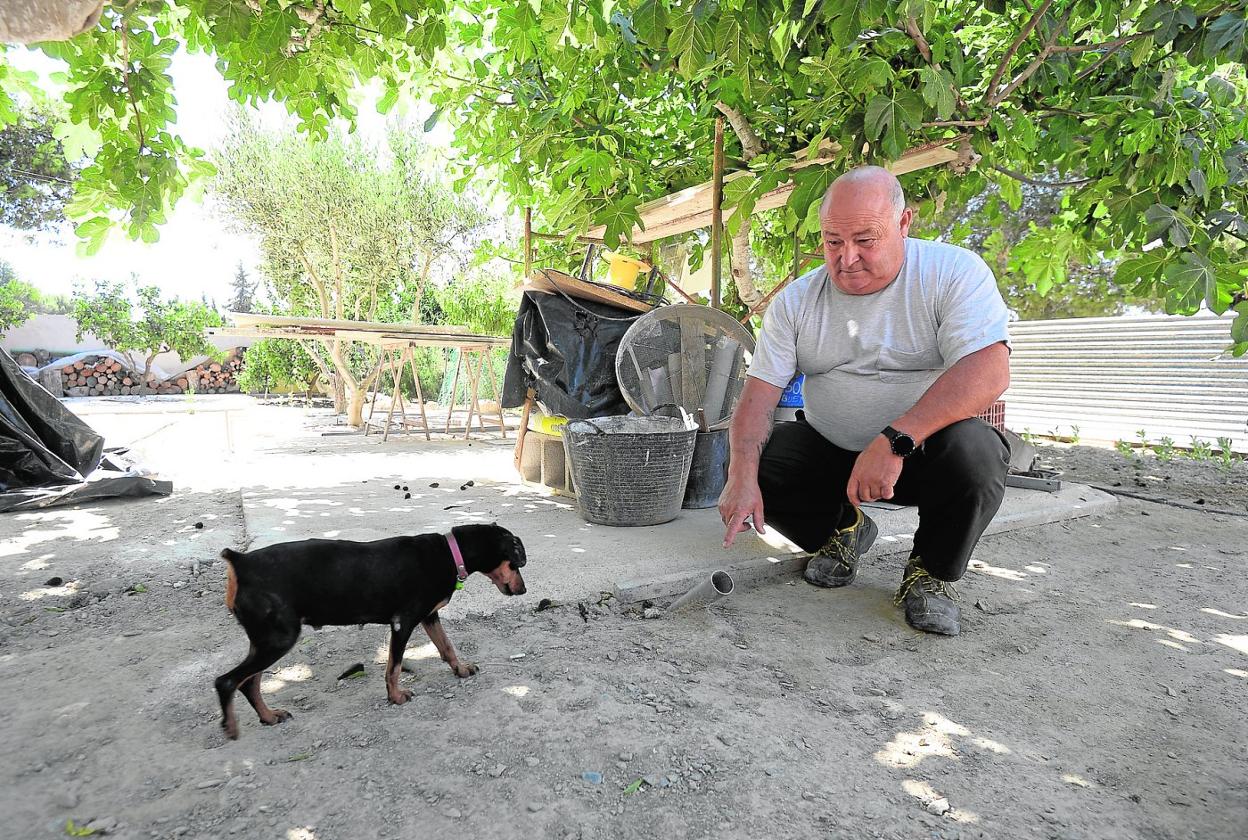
[509,534,527,568]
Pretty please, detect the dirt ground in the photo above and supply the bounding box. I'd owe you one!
[1,403,1245,840]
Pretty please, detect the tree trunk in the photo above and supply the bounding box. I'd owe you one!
[713,101,766,310]
[346,386,367,427]
[731,224,763,307]
[410,251,435,323]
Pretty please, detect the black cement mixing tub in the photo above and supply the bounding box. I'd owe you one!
[563,415,696,526]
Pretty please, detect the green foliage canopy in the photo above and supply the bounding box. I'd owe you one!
[3,1,1247,351]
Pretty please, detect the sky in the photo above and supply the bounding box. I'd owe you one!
[2,47,454,306]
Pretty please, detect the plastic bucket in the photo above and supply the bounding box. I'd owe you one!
[563,415,696,526]
[683,429,730,509]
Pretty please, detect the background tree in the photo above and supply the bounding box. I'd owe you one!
[0,259,40,335]
[227,261,256,314]
[211,117,491,426]
[71,279,220,385]
[236,338,320,396]
[0,105,79,230]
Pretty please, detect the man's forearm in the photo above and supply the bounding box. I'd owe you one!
[728,378,784,477]
[891,342,1010,444]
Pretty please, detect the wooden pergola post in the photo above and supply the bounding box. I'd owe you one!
[523,207,533,281]
[711,116,725,309]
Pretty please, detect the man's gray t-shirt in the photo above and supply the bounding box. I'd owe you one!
[748,237,1010,451]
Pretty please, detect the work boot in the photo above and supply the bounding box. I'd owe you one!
[895,559,961,636]
[803,508,878,588]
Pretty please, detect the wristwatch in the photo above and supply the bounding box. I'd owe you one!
[881,425,918,458]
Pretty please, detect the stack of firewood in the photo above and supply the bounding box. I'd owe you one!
[181,352,244,394]
[56,350,244,397]
[61,356,150,396]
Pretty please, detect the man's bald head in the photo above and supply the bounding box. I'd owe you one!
[820,166,906,223]
[817,166,913,295]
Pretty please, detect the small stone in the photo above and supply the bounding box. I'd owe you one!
[716,733,734,746]
[862,633,880,643]
[45,576,64,587]
[172,581,186,589]
[193,522,203,529]
[402,486,409,491]
[801,791,818,801]
[925,797,951,816]
[524,757,540,767]
[430,482,440,488]
[606,652,618,662]
[489,764,507,778]
[643,608,662,620]
[404,493,411,499]
[618,752,633,762]
[196,779,224,789]
[764,768,779,776]
[52,789,79,809]
[527,803,544,813]
[735,643,748,650]
[581,771,603,784]
[509,653,526,660]
[443,808,462,819]
[87,817,119,834]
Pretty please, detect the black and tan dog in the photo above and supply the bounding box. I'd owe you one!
[214,523,527,740]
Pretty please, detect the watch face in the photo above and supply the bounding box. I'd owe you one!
[892,434,916,457]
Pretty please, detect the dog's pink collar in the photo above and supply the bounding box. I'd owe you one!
[446,531,468,590]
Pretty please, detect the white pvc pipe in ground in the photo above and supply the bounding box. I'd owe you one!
[667,570,735,614]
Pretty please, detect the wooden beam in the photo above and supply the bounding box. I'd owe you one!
[523,207,533,280]
[711,116,725,309]
[585,140,962,244]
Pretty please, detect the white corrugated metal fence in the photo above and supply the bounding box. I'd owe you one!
[1003,313,1248,453]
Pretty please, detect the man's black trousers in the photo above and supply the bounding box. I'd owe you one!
[757,416,1010,582]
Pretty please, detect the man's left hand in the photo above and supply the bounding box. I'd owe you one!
[847,435,904,507]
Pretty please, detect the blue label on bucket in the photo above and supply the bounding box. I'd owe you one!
[778,374,804,407]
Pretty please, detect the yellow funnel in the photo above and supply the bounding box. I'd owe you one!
[602,251,651,289]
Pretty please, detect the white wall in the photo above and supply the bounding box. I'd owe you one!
[2,313,253,377]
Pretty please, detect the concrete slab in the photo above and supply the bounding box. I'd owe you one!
[614,482,1117,602]
[239,439,1115,614]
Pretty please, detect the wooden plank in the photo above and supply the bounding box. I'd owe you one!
[522,269,653,314]
[585,141,961,244]
[208,327,506,348]
[228,312,471,336]
[711,115,725,309]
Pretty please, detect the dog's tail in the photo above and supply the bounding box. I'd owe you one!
[220,548,242,613]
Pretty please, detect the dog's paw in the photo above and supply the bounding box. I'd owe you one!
[453,662,479,678]
[388,689,414,705]
[261,709,292,726]
[222,721,240,740]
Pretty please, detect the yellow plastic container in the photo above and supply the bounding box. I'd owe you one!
[528,414,568,436]
[602,251,651,289]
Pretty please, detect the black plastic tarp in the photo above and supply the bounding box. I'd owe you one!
[0,349,170,512]
[502,290,643,419]
[0,347,103,489]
